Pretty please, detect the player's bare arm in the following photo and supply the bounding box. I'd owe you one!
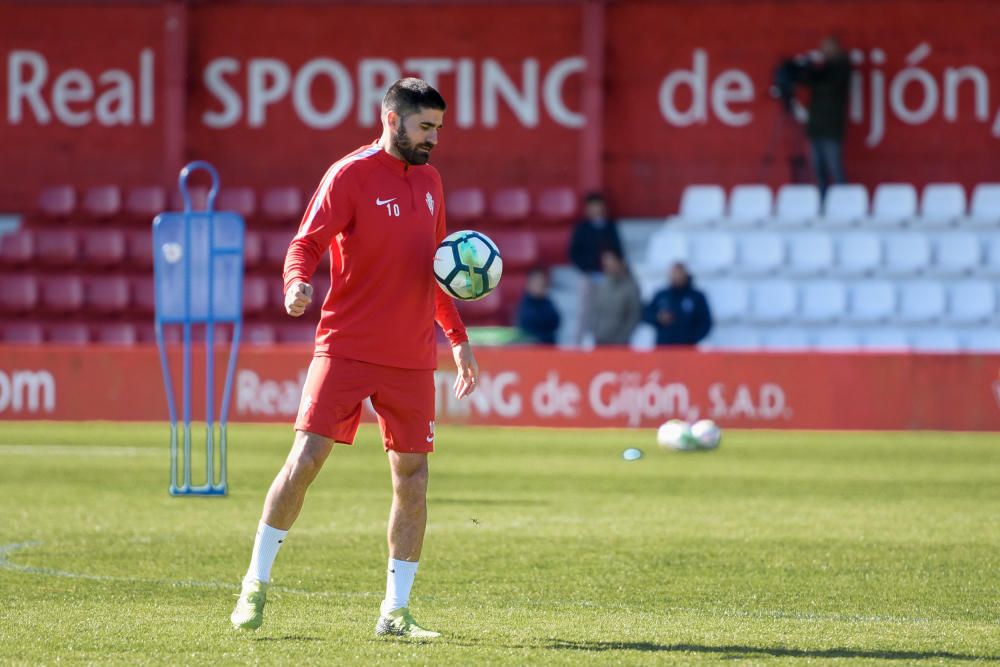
[452,341,479,399]
[285,281,313,317]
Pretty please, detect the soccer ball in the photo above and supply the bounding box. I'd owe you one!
[433,230,503,301]
[656,419,698,451]
[690,419,722,450]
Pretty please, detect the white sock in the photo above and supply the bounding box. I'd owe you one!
[380,558,419,615]
[244,522,288,584]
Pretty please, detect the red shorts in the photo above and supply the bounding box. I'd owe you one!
[294,356,436,453]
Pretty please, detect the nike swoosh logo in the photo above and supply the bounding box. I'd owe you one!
[376,197,397,206]
[426,436,434,443]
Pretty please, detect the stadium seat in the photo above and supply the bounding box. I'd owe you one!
[960,329,1000,352]
[689,231,736,276]
[81,185,122,220]
[725,185,772,227]
[2,322,44,344]
[846,281,896,323]
[48,322,90,345]
[700,280,749,324]
[737,232,784,275]
[260,187,303,223]
[629,323,657,351]
[761,327,811,350]
[94,322,137,345]
[131,276,155,314]
[170,185,210,212]
[490,188,531,224]
[125,186,167,222]
[534,227,571,265]
[700,326,761,350]
[243,323,277,345]
[870,183,917,227]
[882,232,931,276]
[262,230,294,268]
[457,289,503,320]
[0,274,38,313]
[932,233,980,276]
[242,276,269,315]
[535,187,577,224]
[862,328,910,351]
[446,188,487,224]
[798,280,846,324]
[275,322,315,344]
[85,275,131,314]
[34,229,79,266]
[80,228,127,267]
[0,230,34,267]
[910,329,961,352]
[811,328,861,350]
[37,185,76,220]
[491,231,539,270]
[40,275,85,313]
[773,184,820,227]
[897,281,946,324]
[126,230,153,269]
[786,232,834,276]
[217,187,257,219]
[967,183,1000,227]
[982,234,1000,277]
[749,280,796,323]
[946,281,995,324]
[644,230,688,272]
[919,183,965,227]
[242,230,263,269]
[676,185,725,227]
[136,323,181,345]
[822,184,868,227]
[836,232,881,276]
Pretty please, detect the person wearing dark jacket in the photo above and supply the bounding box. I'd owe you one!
[643,263,713,346]
[568,193,624,274]
[516,268,561,345]
[799,36,851,196]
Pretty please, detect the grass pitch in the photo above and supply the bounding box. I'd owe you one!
[1,422,998,665]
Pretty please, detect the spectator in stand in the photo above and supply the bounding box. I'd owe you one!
[569,192,624,274]
[797,36,852,196]
[516,267,561,345]
[585,249,641,346]
[643,262,712,346]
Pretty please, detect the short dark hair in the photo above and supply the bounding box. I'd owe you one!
[584,192,605,205]
[382,78,447,118]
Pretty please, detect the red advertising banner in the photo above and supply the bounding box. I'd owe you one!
[1,1,999,215]
[1,345,998,431]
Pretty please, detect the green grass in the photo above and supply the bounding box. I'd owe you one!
[1,422,999,665]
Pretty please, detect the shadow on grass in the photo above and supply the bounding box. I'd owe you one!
[547,640,1000,662]
[251,636,323,642]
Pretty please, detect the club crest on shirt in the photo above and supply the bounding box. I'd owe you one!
[426,192,435,215]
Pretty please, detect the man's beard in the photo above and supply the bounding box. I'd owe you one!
[393,123,433,165]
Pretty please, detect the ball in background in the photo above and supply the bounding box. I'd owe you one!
[656,419,698,451]
[691,419,722,450]
[434,230,503,301]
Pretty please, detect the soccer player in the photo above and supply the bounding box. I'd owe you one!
[230,78,478,638]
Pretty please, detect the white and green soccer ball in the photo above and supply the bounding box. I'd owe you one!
[656,419,698,451]
[690,419,722,450]
[433,230,503,301]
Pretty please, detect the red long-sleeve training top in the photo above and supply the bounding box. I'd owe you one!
[283,143,468,370]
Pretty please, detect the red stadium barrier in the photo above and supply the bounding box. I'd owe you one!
[0,345,997,431]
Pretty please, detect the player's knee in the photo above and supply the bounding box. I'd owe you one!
[287,433,330,482]
[392,458,428,497]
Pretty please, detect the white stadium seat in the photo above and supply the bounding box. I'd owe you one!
[823,184,868,227]
[701,326,762,350]
[701,280,749,324]
[870,183,917,227]
[946,281,996,324]
[967,183,1000,228]
[761,327,811,350]
[799,280,847,323]
[689,231,736,276]
[981,234,1000,277]
[847,281,896,323]
[726,185,772,227]
[910,329,961,352]
[737,233,784,275]
[812,328,861,350]
[932,233,981,276]
[786,232,834,276]
[960,329,1000,352]
[882,233,931,276]
[645,230,688,272]
[774,184,820,228]
[677,185,726,227]
[897,281,946,324]
[749,280,797,323]
[919,183,965,227]
[629,323,657,351]
[836,232,882,276]
[862,328,910,351]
